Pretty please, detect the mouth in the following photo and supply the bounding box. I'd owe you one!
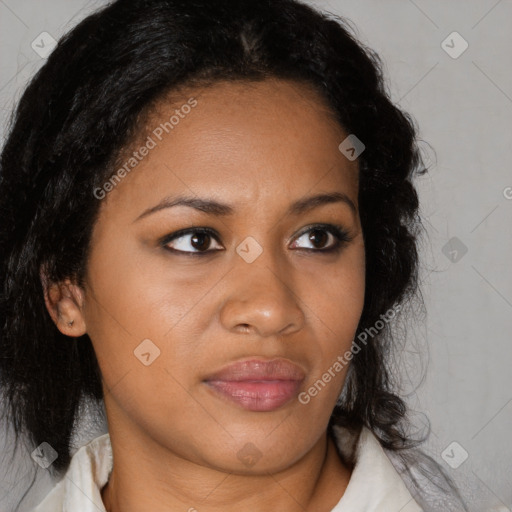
[203,358,306,412]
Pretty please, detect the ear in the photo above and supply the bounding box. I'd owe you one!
[40,267,87,337]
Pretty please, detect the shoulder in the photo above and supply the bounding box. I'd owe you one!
[385,446,469,512]
[330,424,423,511]
[330,424,468,512]
[31,433,112,512]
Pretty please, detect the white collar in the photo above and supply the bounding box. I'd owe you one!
[33,426,421,512]
[330,425,421,511]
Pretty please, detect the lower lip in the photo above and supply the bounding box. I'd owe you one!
[204,380,302,412]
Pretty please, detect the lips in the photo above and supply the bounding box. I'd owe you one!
[203,358,305,412]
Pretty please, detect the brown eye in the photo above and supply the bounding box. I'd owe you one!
[163,229,223,254]
[190,232,211,251]
[290,224,351,252]
[308,229,329,249]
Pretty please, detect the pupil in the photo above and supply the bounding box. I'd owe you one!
[191,233,210,251]
[309,229,327,248]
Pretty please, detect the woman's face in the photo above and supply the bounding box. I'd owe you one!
[81,78,365,473]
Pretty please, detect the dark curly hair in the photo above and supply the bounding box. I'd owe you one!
[0,0,466,510]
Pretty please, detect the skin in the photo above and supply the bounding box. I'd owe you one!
[44,78,366,512]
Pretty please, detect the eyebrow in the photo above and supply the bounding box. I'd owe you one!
[134,191,357,222]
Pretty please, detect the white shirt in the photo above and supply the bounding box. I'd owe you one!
[32,425,422,512]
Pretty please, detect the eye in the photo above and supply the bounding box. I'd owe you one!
[289,224,351,252]
[161,228,224,254]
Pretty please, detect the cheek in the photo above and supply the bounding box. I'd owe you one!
[82,260,206,435]
[307,241,365,337]
[298,243,365,395]
[83,229,209,340]
[81,235,222,406]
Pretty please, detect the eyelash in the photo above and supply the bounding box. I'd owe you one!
[159,223,352,256]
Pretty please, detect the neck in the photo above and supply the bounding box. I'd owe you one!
[101,431,351,512]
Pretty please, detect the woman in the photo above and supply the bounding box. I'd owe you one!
[0,0,467,510]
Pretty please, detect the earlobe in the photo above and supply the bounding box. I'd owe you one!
[40,270,87,337]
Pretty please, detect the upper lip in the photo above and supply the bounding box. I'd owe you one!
[204,358,306,382]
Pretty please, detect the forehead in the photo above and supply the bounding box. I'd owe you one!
[101,78,358,217]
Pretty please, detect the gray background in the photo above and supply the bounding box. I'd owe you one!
[0,1,511,511]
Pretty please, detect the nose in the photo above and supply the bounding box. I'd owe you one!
[219,256,306,338]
